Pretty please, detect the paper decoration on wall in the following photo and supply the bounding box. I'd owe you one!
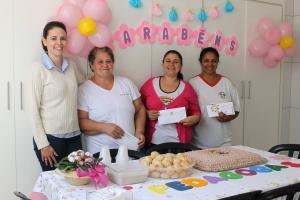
[129,0,143,8]
[156,22,175,45]
[50,0,113,58]
[193,26,208,48]
[183,9,195,22]
[148,0,234,23]
[114,24,135,48]
[209,6,219,19]
[176,24,193,45]
[198,9,208,23]
[136,21,156,44]
[225,36,239,56]
[210,30,225,51]
[169,7,178,22]
[248,17,296,68]
[152,3,163,17]
[113,21,239,56]
[224,0,234,13]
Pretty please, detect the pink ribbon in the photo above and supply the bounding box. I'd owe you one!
[76,164,109,188]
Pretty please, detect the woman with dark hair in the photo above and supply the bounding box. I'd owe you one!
[77,46,146,154]
[189,47,240,148]
[32,21,85,171]
[140,50,201,146]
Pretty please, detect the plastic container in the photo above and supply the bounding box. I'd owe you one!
[108,160,149,185]
[140,153,195,179]
[146,161,194,179]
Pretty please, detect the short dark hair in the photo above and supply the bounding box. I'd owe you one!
[41,21,67,52]
[87,46,115,71]
[162,50,184,80]
[199,47,220,63]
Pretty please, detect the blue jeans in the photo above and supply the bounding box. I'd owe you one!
[33,134,82,171]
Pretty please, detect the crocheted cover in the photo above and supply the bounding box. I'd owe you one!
[185,147,268,172]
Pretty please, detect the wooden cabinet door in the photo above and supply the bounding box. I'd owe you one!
[243,0,283,150]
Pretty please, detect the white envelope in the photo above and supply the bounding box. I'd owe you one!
[115,131,139,150]
[158,107,187,125]
[206,102,235,117]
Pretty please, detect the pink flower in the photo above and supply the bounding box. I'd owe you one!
[51,0,113,58]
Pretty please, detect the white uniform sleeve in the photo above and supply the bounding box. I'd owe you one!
[125,77,141,101]
[229,81,240,112]
[77,83,89,112]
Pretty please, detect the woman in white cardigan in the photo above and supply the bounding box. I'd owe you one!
[32,21,85,171]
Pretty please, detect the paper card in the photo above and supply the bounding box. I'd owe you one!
[115,132,139,150]
[206,102,235,118]
[158,107,187,125]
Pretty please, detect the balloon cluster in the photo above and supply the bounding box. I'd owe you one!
[248,17,296,67]
[51,0,112,58]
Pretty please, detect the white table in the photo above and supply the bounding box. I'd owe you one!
[32,146,300,200]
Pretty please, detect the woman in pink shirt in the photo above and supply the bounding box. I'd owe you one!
[140,50,201,146]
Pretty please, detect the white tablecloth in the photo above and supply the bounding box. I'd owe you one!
[32,146,300,200]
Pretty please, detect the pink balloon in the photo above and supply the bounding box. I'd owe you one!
[88,23,111,47]
[267,45,284,62]
[107,36,114,50]
[263,55,279,68]
[66,29,87,54]
[248,38,270,57]
[257,17,275,37]
[100,8,112,25]
[264,28,281,45]
[279,23,293,36]
[284,46,296,57]
[64,0,86,8]
[83,0,111,22]
[79,40,95,58]
[57,3,82,27]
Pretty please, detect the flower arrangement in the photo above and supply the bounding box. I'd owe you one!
[57,150,109,188]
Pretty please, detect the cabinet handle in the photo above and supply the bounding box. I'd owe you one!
[248,80,251,99]
[20,82,23,110]
[7,82,10,110]
[241,80,245,99]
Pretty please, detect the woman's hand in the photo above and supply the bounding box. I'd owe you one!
[147,110,159,120]
[135,133,145,149]
[217,112,236,122]
[41,145,58,167]
[103,123,124,139]
[180,115,201,126]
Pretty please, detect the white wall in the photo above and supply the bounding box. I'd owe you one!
[289,0,300,142]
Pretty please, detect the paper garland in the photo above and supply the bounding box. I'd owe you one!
[131,0,234,23]
[113,21,239,57]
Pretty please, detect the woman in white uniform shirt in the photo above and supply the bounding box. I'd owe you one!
[78,47,146,153]
[189,47,240,148]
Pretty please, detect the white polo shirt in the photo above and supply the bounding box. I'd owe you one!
[189,75,240,148]
[78,76,140,153]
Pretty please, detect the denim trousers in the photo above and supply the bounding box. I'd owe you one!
[33,134,82,171]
